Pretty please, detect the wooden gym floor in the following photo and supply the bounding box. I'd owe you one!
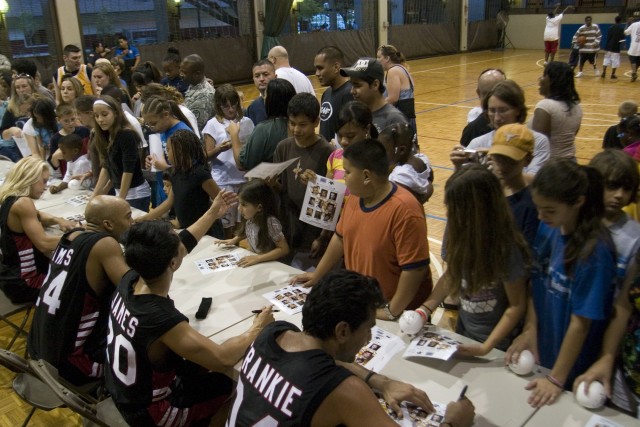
[1,48,635,425]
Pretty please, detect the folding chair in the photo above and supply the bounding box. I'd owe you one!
[0,349,63,426]
[0,292,33,351]
[29,359,129,427]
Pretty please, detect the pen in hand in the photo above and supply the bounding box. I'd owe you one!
[458,385,468,401]
[252,309,280,314]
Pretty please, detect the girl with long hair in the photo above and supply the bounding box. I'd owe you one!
[507,158,616,407]
[1,74,37,140]
[532,61,583,160]
[91,63,131,109]
[141,95,194,206]
[0,157,74,303]
[231,78,295,170]
[57,76,84,106]
[91,95,150,211]
[216,179,289,267]
[136,129,224,238]
[204,83,254,236]
[417,165,529,355]
[23,98,58,162]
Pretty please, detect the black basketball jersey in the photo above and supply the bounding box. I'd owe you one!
[28,230,111,384]
[0,196,49,302]
[226,321,352,427]
[105,269,188,410]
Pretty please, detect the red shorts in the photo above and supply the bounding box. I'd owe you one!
[545,40,559,53]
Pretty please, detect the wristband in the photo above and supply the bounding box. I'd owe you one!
[364,370,375,385]
[545,374,564,389]
[420,304,433,314]
[415,308,429,322]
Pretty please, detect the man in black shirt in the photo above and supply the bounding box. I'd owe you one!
[601,15,626,79]
[460,68,505,147]
[315,46,353,143]
[228,270,475,427]
[105,190,275,426]
[28,196,134,385]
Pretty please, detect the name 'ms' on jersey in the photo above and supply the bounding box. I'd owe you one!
[28,230,111,384]
[226,321,352,427]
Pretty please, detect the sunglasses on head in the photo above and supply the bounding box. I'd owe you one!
[13,73,33,81]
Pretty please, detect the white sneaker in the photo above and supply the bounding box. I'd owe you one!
[575,71,583,77]
[594,68,600,76]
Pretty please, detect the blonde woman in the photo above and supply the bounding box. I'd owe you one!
[1,75,38,140]
[0,157,75,303]
[91,63,126,96]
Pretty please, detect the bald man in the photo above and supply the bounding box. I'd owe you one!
[460,69,506,147]
[181,54,215,131]
[268,45,315,94]
[28,196,134,386]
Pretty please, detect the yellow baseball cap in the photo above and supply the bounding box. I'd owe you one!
[489,124,534,161]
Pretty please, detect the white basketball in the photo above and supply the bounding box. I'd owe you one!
[575,381,606,409]
[508,349,535,375]
[399,311,425,335]
[68,179,81,191]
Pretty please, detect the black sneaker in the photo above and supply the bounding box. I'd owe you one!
[611,75,617,80]
[633,73,638,82]
[600,73,605,79]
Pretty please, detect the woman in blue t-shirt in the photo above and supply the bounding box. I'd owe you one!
[507,158,616,408]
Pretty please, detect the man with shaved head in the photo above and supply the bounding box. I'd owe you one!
[181,54,215,131]
[268,45,315,94]
[28,196,134,386]
[460,68,506,147]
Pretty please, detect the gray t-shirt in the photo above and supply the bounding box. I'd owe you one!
[456,247,527,351]
[372,103,407,134]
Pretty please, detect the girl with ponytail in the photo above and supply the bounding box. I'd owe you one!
[506,158,616,408]
[142,95,194,205]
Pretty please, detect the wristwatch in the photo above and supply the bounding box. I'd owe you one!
[383,303,399,320]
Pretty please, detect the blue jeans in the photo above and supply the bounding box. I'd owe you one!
[0,144,23,162]
[127,196,150,212]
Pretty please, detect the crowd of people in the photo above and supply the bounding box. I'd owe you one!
[0,21,638,426]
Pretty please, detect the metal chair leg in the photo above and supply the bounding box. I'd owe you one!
[7,307,32,351]
[21,406,37,427]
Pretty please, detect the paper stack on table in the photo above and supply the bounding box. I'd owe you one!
[403,327,462,361]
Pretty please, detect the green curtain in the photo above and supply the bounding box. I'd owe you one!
[260,0,294,58]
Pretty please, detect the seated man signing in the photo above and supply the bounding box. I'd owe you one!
[293,140,433,319]
[28,196,134,386]
[228,270,474,427]
[105,190,275,426]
